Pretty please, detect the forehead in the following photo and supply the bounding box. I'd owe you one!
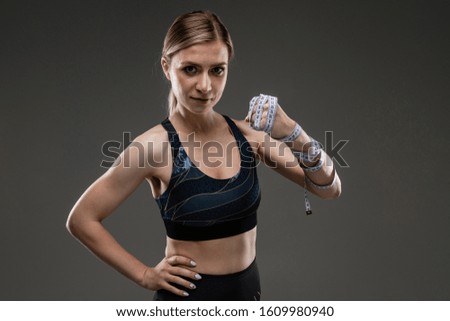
[173,41,229,66]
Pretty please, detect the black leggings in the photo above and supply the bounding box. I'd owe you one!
[153,259,261,301]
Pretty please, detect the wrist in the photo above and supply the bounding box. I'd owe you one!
[274,120,301,142]
[282,119,297,137]
[138,266,152,288]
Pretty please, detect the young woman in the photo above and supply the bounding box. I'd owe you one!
[66,10,341,301]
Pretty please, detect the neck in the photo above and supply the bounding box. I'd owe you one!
[172,106,219,134]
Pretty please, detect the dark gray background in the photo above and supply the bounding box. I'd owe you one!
[1,0,449,300]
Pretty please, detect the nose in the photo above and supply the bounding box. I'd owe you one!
[196,72,212,94]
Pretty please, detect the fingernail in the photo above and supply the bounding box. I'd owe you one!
[195,274,202,280]
[189,283,196,289]
[183,291,189,297]
[190,260,197,267]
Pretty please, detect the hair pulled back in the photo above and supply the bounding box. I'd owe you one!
[162,11,234,116]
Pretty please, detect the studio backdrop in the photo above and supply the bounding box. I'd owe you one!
[1,0,449,300]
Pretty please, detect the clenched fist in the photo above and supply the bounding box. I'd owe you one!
[245,94,297,140]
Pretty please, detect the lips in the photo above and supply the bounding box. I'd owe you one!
[191,97,212,102]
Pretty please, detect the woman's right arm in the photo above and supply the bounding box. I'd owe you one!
[66,131,200,297]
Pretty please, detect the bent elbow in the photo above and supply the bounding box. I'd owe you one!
[66,214,76,237]
[330,185,342,199]
[319,190,340,200]
[316,182,342,200]
[324,174,342,200]
[327,181,342,199]
[66,210,83,239]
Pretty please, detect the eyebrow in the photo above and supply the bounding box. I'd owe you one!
[179,61,228,67]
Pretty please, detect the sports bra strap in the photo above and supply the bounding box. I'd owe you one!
[222,115,241,140]
[161,118,181,159]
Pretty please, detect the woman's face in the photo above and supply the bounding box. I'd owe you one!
[162,40,229,115]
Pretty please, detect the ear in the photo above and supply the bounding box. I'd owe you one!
[161,57,171,81]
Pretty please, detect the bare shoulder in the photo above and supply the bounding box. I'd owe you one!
[136,122,170,157]
[134,123,169,148]
[113,122,170,172]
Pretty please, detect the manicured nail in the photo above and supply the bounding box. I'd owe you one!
[195,274,202,280]
[183,291,189,297]
[190,260,197,267]
[189,283,196,289]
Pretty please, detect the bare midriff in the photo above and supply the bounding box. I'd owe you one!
[165,227,257,275]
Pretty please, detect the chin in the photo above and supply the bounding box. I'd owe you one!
[191,101,217,111]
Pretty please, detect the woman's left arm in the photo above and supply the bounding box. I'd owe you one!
[244,95,341,200]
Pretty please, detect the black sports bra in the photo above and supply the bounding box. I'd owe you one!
[155,115,261,241]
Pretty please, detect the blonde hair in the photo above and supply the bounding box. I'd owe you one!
[162,11,234,116]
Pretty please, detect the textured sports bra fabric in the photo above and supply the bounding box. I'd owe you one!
[155,115,261,241]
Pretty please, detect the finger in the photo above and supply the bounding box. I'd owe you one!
[250,110,256,124]
[253,94,268,130]
[264,96,278,133]
[258,109,268,132]
[170,266,202,281]
[247,96,259,124]
[167,255,197,267]
[166,273,198,291]
[162,282,191,297]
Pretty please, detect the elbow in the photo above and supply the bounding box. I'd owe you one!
[316,181,342,200]
[323,172,342,200]
[318,189,341,200]
[327,179,342,199]
[66,207,103,244]
[304,168,342,200]
[66,212,77,237]
[66,210,83,239]
[329,185,342,199]
[66,215,74,235]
